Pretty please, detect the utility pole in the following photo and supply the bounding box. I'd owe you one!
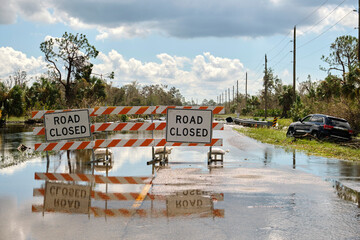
[293,25,296,102]
[245,72,248,107]
[232,86,234,105]
[264,54,268,119]
[236,80,239,104]
[358,0,360,63]
[225,90,227,112]
[228,88,230,110]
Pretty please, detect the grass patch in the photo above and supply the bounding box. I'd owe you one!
[6,116,26,122]
[235,127,360,161]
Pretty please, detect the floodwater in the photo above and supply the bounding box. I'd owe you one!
[1,123,360,240]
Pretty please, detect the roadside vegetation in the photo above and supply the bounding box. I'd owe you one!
[233,121,360,162]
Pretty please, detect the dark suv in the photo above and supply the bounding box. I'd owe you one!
[286,114,353,141]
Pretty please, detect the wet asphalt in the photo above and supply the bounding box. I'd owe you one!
[0,125,360,240]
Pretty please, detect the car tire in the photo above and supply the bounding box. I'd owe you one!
[312,131,323,140]
[286,128,295,138]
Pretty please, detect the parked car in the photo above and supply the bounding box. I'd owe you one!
[286,114,353,141]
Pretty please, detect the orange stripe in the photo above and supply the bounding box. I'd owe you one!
[61,173,74,181]
[34,173,40,180]
[155,122,166,130]
[156,139,167,146]
[31,111,39,118]
[213,107,223,114]
[34,143,41,151]
[108,176,121,184]
[91,125,95,133]
[60,142,74,150]
[119,209,131,217]
[90,107,99,116]
[108,139,121,148]
[146,123,155,131]
[183,106,192,109]
[136,106,149,114]
[163,106,174,114]
[189,143,198,146]
[130,193,139,200]
[77,141,90,150]
[136,209,146,217]
[119,107,131,114]
[39,128,45,135]
[212,123,217,128]
[199,106,208,110]
[114,123,126,131]
[114,193,127,200]
[130,123,143,131]
[78,173,90,182]
[98,192,110,200]
[44,143,57,151]
[94,139,105,148]
[124,177,137,184]
[46,173,57,181]
[98,123,111,131]
[105,209,115,216]
[172,142,182,146]
[124,139,137,147]
[103,107,115,115]
[94,175,105,183]
[140,139,153,146]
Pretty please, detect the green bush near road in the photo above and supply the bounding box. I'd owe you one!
[234,126,360,162]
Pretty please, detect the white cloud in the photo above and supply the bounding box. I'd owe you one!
[0,47,47,82]
[93,50,260,101]
[1,0,356,39]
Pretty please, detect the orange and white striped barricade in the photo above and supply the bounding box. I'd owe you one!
[31,106,225,119]
[34,172,151,184]
[33,122,224,135]
[33,138,223,151]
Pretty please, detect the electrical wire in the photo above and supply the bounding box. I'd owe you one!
[295,0,329,26]
[299,0,348,37]
[297,10,354,49]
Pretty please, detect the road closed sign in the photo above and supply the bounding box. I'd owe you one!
[44,182,91,214]
[44,109,91,141]
[166,109,213,143]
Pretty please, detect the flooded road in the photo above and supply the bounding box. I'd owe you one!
[1,124,360,239]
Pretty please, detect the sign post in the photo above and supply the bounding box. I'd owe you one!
[166,109,213,144]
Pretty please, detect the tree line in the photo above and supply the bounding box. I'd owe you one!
[1,32,359,132]
[0,32,183,121]
[221,35,360,132]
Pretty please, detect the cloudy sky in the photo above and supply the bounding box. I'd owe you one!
[0,0,357,102]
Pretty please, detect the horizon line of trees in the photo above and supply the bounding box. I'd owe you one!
[1,32,360,131]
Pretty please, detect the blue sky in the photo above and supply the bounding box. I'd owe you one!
[0,0,358,102]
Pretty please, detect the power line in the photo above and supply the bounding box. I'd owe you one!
[269,41,291,62]
[297,10,355,49]
[295,0,329,26]
[299,0,348,37]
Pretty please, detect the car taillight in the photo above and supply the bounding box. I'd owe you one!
[323,125,334,130]
[349,130,354,134]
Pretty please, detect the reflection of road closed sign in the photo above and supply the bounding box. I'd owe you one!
[44,109,91,141]
[167,190,212,216]
[166,109,213,143]
[44,182,91,214]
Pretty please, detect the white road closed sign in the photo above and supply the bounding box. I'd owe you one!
[166,109,213,143]
[44,109,91,141]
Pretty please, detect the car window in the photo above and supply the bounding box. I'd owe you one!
[310,116,323,123]
[328,118,351,128]
[302,116,312,122]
